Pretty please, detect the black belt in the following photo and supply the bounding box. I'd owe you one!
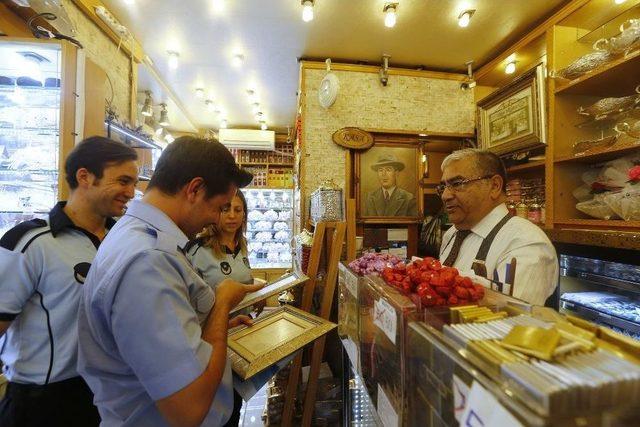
[6,376,89,399]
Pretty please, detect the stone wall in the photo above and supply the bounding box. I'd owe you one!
[63,0,131,120]
[301,67,475,198]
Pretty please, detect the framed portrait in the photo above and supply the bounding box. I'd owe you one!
[355,141,423,223]
[477,63,546,155]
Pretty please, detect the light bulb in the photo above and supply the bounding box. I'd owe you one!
[167,51,179,70]
[458,11,472,27]
[211,0,224,12]
[220,119,228,129]
[155,126,164,136]
[615,0,627,4]
[195,88,205,98]
[505,61,516,74]
[302,1,313,22]
[261,122,267,130]
[384,6,397,28]
[205,100,215,112]
[232,54,244,67]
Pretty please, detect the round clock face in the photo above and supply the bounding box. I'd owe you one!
[318,73,339,108]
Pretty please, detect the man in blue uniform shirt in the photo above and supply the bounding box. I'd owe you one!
[0,136,139,427]
[77,136,264,427]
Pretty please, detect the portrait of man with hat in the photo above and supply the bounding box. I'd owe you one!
[363,153,419,217]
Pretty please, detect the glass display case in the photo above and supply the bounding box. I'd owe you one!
[0,41,62,238]
[242,188,293,269]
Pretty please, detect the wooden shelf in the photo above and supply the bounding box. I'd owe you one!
[506,160,546,173]
[554,219,640,229]
[554,49,640,97]
[554,140,640,164]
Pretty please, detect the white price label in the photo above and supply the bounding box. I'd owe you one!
[377,384,399,427]
[460,381,523,427]
[345,273,358,298]
[452,375,470,423]
[373,298,397,345]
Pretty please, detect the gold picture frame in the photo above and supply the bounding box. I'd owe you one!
[228,305,337,380]
[477,64,547,155]
[231,271,309,314]
[355,141,423,224]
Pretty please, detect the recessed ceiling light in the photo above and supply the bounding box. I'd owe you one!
[220,119,228,129]
[458,10,475,28]
[211,0,224,12]
[167,51,179,70]
[232,53,244,67]
[205,100,215,112]
[384,3,398,28]
[505,61,517,74]
[301,0,314,22]
[195,88,205,99]
[615,0,627,4]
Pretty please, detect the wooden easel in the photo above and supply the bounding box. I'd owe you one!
[281,221,346,427]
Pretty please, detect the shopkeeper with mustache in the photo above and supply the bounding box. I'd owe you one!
[437,149,558,305]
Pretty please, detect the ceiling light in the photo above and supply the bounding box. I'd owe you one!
[123,0,134,5]
[458,10,475,28]
[154,125,164,137]
[141,91,153,117]
[165,133,175,143]
[252,102,260,114]
[302,0,314,22]
[260,121,267,131]
[167,50,179,70]
[615,0,627,4]
[158,103,170,127]
[384,3,397,28]
[505,60,517,74]
[205,100,216,112]
[220,119,228,129]
[195,88,205,99]
[211,0,224,12]
[232,53,244,67]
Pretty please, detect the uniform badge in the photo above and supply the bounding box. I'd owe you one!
[220,261,232,275]
[74,262,92,284]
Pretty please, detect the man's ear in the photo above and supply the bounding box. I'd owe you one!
[75,168,92,188]
[185,177,206,203]
[490,175,504,199]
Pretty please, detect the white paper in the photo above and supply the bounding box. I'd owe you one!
[460,381,524,427]
[452,374,470,422]
[377,384,399,427]
[373,298,397,345]
[387,228,408,241]
[345,273,358,298]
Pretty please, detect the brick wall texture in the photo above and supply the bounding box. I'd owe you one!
[301,68,475,199]
[63,0,131,120]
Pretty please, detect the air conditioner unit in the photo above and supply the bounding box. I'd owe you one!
[218,129,275,151]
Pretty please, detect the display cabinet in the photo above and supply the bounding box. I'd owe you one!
[0,39,76,239]
[547,1,640,230]
[338,262,361,373]
[242,188,293,270]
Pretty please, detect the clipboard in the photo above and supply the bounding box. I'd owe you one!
[231,271,309,314]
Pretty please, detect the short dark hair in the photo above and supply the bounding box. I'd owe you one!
[148,136,253,197]
[441,148,508,193]
[65,136,138,189]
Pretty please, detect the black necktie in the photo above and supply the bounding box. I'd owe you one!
[443,230,471,267]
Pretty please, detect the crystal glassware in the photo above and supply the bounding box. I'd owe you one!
[550,50,615,80]
[594,19,640,57]
[577,85,640,120]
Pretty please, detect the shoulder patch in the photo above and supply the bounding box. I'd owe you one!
[0,219,48,251]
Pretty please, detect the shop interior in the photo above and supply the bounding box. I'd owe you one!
[1,0,640,425]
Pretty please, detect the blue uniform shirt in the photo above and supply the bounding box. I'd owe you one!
[77,200,234,427]
[186,239,253,288]
[0,202,112,384]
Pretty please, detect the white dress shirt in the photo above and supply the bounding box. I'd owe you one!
[439,204,558,306]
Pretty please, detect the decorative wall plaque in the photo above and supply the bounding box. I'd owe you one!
[332,127,374,150]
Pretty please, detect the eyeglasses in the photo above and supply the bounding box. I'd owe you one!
[436,175,494,196]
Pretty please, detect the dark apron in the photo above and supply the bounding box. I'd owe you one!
[470,213,514,294]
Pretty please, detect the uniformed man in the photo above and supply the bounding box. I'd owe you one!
[77,136,264,427]
[438,149,558,305]
[0,136,139,426]
[363,154,419,217]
